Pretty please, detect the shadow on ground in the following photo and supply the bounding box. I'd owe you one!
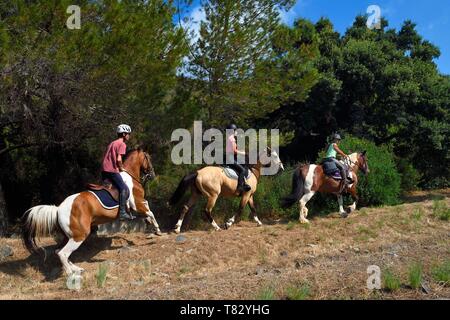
[0,235,134,281]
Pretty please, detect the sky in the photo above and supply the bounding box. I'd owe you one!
[181,0,450,75]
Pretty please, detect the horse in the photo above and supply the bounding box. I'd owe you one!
[169,148,284,233]
[281,152,369,224]
[21,148,162,275]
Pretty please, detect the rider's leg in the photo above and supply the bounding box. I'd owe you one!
[107,172,133,220]
[231,162,251,192]
[332,158,346,181]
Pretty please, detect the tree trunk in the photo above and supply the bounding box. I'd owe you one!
[0,182,7,237]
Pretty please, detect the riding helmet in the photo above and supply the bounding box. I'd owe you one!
[117,124,132,134]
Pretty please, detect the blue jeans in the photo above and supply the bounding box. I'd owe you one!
[101,171,129,211]
[326,157,347,180]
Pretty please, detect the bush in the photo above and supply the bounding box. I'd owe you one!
[285,283,311,300]
[408,263,423,289]
[383,269,401,292]
[432,200,450,221]
[432,260,450,285]
[396,158,421,191]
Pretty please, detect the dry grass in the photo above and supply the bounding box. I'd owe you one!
[0,190,449,300]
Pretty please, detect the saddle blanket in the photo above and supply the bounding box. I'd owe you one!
[222,167,251,180]
[88,189,119,210]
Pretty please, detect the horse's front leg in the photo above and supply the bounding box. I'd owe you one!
[226,194,251,229]
[205,195,221,231]
[139,200,162,236]
[346,187,358,214]
[337,195,347,217]
[248,195,262,226]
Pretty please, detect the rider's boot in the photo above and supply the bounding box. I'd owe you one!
[237,172,251,194]
[339,168,348,193]
[119,190,134,221]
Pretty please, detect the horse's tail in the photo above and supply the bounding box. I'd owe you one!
[21,205,59,255]
[281,167,305,208]
[169,172,198,206]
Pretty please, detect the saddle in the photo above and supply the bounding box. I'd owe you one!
[86,181,120,210]
[221,166,251,180]
[86,182,119,202]
[321,159,349,181]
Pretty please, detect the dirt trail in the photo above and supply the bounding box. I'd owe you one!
[0,190,449,300]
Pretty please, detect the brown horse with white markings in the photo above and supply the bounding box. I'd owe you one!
[21,148,161,275]
[282,152,369,223]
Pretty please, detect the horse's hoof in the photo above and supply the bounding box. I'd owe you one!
[154,230,163,236]
[173,229,181,234]
[340,212,349,218]
[300,219,310,224]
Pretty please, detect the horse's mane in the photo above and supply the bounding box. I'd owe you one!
[123,146,144,162]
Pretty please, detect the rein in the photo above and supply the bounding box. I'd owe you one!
[123,169,144,186]
[123,152,153,187]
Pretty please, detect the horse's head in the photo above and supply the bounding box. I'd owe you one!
[357,151,369,175]
[136,147,156,183]
[258,147,284,175]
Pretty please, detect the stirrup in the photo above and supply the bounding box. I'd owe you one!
[119,210,135,221]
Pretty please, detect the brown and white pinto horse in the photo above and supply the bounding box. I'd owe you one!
[22,148,161,275]
[282,152,369,223]
[169,148,284,233]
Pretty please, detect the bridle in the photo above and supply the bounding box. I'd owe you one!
[123,152,154,186]
[344,153,368,175]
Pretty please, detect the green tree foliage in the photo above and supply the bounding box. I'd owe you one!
[186,0,318,126]
[269,16,450,188]
[0,2,448,228]
[0,0,186,216]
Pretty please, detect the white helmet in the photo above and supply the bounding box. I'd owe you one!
[117,124,132,134]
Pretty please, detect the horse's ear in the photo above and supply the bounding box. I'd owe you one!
[134,144,143,152]
[362,150,367,156]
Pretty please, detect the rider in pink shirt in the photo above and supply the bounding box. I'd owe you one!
[225,124,251,193]
[101,124,134,220]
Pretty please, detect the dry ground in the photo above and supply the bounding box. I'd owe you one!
[0,190,449,300]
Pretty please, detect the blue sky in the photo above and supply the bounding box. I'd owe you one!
[182,0,450,75]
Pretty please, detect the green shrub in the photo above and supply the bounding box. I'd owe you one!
[432,260,450,285]
[96,263,108,288]
[408,263,423,289]
[432,200,450,221]
[285,284,310,300]
[396,158,421,191]
[256,285,276,300]
[383,269,401,292]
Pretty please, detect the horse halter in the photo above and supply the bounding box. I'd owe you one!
[347,153,368,175]
[124,152,154,186]
[141,152,154,184]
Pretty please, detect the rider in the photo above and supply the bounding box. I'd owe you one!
[324,133,353,187]
[101,124,134,221]
[225,124,251,193]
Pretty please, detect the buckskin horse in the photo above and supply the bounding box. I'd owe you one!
[21,147,162,275]
[282,152,369,223]
[169,148,284,233]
